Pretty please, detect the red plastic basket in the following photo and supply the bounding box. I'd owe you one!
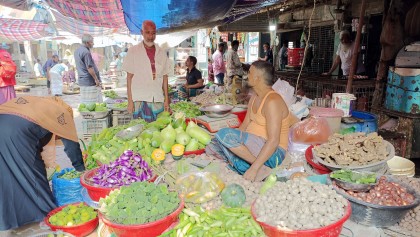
[232,110,247,123]
[305,145,331,174]
[44,202,99,237]
[100,199,184,237]
[183,148,205,156]
[251,201,351,237]
[80,168,157,202]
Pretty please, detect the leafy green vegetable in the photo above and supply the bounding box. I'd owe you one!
[170,101,202,118]
[330,170,377,184]
[99,182,180,225]
[58,170,82,179]
[104,90,119,99]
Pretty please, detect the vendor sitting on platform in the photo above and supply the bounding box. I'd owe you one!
[178,56,204,99]
[206,61,298,181]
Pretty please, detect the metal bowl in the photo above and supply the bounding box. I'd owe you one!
[200,104,234,118]
[312,141,395,173]
[115,124,144,140]
[329,171,378,192]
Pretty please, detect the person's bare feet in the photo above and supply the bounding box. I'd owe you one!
[255,165,272,182]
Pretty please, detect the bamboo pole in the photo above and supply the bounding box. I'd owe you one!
[346,0,366,93]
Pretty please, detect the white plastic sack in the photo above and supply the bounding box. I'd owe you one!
[272,79,295,106]
[290,101,309,120]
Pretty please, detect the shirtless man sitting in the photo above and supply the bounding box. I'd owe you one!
[207,61,297,181]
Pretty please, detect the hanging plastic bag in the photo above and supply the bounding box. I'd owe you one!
[52,168,83,206]
[176,172,225,203]
[290,117,332,145]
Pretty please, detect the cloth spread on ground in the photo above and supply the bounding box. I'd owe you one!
[0,96,78,142]
[133,101,164,122]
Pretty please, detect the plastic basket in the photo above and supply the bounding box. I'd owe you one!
[28,231,75,237]
[287,48,305,67]
[44,202,99,237]
[184,149,205,156]
[99,199,184,237]
[80,168,157,201]
[329,176,420,227]
[251,200,351,237]
[81,116,110,135]
[79,111,109,119]
[111,110,132,127]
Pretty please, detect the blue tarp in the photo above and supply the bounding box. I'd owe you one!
[120,0,236,34]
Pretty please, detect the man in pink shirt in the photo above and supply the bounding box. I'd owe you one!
[212,43,226,85]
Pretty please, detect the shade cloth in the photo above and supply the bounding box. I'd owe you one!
[51,10,119,36]
[45,0,125,28]
[120,0,235,34]
[0,18,51,41]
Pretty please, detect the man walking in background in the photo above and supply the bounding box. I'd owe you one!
[212,42,226,85]
[74,34,102,103]
[122,20,171,122]
[226,40,243,85]
[43,55,58,95]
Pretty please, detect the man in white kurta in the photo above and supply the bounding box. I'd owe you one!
[122,20,171,122]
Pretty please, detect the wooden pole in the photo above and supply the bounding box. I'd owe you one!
[346,0,366,93]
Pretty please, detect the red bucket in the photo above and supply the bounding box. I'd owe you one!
[305,145,331,174]
[251,201,351,237]
[100,199,184,237]
[80,168,157,202]
[44,202,99,237]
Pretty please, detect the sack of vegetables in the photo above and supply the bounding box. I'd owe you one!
[52,168,84,206]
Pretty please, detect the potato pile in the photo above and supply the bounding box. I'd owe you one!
[313,132,389,166]
[334,176,416,206]
[255,178,348,230]
[394,177,420,233]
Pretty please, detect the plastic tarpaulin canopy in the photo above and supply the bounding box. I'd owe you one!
[0,0,32,11]
[51,10,120,36]
[0,18,51,41]
[120,0,236,34]
[44,0,125,28]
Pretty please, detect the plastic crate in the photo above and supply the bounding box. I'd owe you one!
[287,48,305,67]
[82,116,110,136]
[112,110,132,127]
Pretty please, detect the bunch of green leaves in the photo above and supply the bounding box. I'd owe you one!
[58,170,82,179]
[104,90,119,99]
[330,170,377,184]
[99,182,180,225]
[114,101,128,109]
[170,101,202,118]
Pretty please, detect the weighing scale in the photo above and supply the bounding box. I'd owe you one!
[191,114,240,133]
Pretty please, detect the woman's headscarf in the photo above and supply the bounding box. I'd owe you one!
[0,96,78,142]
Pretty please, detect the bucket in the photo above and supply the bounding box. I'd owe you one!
[332,93,356,117]
[309,107,344,133]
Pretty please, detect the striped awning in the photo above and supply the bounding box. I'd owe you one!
[0,18,51,41]
[51,10,122,36]
[44,0,125,28]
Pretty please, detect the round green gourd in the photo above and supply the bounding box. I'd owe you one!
[221,183,246,207]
